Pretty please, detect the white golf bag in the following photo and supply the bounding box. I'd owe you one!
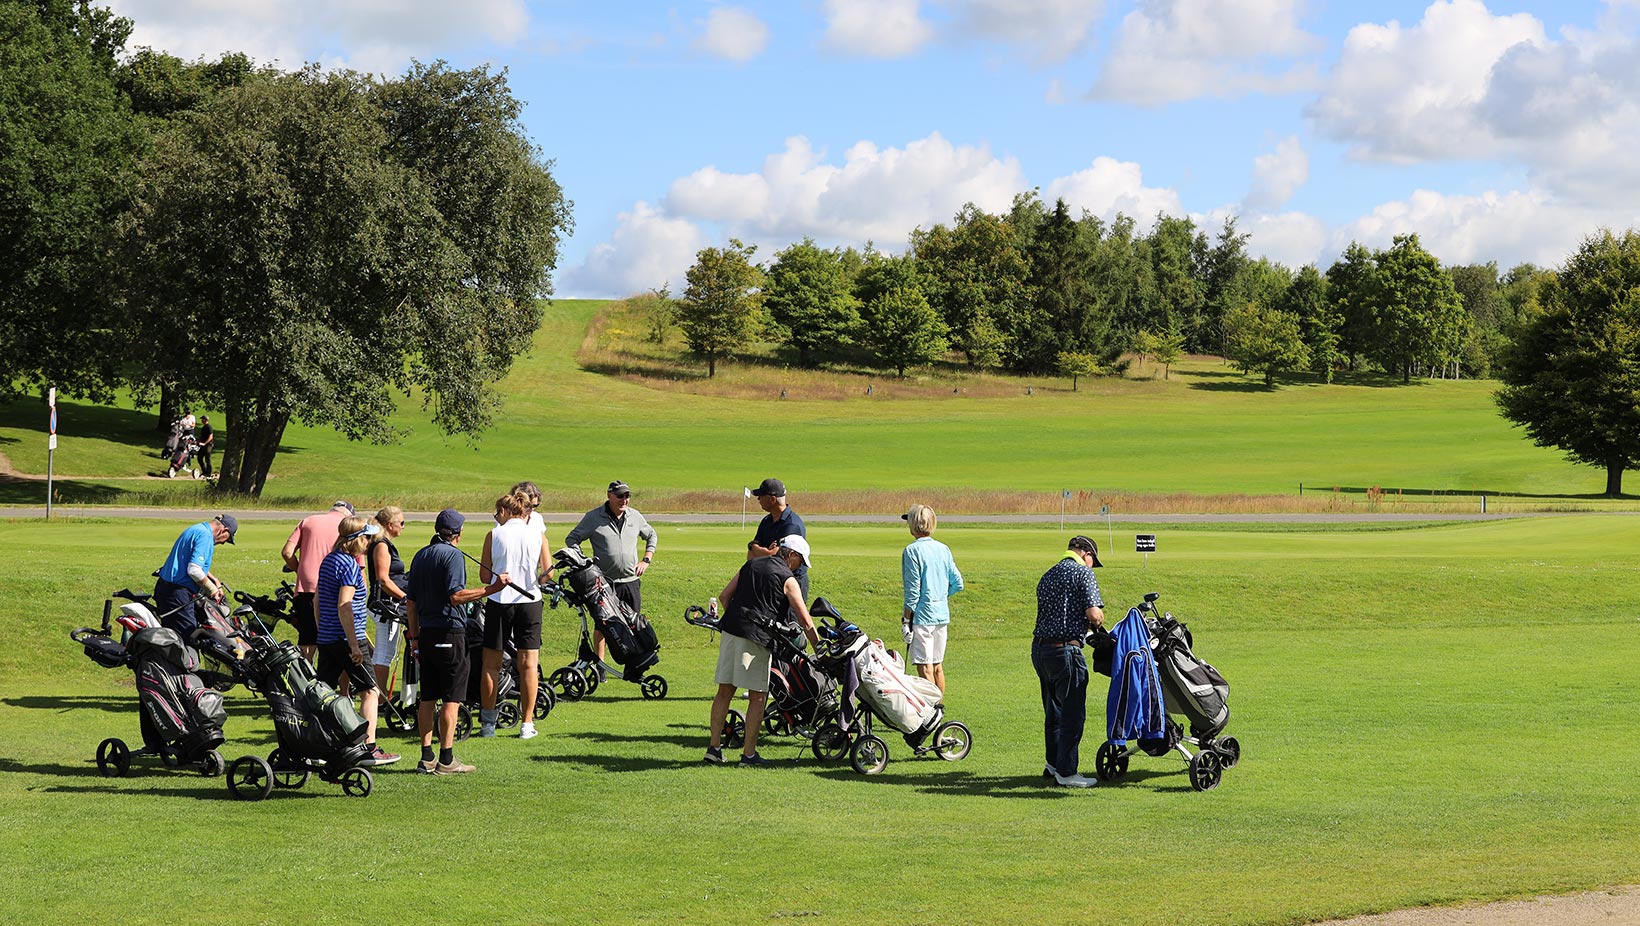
[848,637,943,741]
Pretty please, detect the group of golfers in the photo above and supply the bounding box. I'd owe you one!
[154,478,1112,786]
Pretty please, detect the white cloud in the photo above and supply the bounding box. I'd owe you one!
[667,133,1026,244]
[105,0,528,71]
[1043,156,1183,222]
[1242,211,1329,268]
[1308,0,1546,163]
[1329,188,1617,269]
[821,0,932,58]
[693,6,770,62]
[1243,135,1309,210]
[939,0,1106,61]
[561,202,707,299]
[1091,0,1323,104]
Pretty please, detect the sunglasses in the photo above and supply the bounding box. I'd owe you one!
[613,492,631,499]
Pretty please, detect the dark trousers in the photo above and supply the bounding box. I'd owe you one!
[197,448,213,477]
[1032,641,1089,776]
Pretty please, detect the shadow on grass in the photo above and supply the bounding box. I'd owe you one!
[811,763,1196,796]
[2,695,130,714]
[0,477,128,505]
[527,752,704,772]
[559,729,702,749]
[1186,380,1275,393]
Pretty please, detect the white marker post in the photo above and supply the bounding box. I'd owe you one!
[1060,489,1071,530]
[1101,503,1112,557]
[742,486,750,530]
[46,387,57,521]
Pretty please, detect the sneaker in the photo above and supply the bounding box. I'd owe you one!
[416,758,437,774]
[702,746,724,764]
[359,746,401,767]
[433,757,476,775]
[1043,764,1058,780]
[1052,770,1097,789]
[738,752,775,767]
[519,722,538,740]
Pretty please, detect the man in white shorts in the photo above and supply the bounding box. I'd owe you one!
[900,504,964,696]
[704,536,822,766]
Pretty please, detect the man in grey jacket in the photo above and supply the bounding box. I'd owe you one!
[563,480,658,670]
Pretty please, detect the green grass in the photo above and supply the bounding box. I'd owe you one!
[1,299,1631,510]
[3,515,1637,925]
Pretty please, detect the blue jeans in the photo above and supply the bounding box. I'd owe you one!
[1032,641,1089,776]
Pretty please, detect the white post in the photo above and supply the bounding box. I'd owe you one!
[46,387,56,521]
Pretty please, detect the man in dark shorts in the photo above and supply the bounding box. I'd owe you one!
[280,500,353,664]
[407,509,510,775]
[194,416,215,478]
[747,477,807,599]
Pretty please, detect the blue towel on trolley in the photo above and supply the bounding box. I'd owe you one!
[1106,608,1165,744]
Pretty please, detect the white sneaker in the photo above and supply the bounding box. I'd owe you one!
[519,722,538,740]
[1053,771,1098,788]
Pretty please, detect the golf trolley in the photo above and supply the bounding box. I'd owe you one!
[541,557,668,703]
[687,602,847,751]
[1095,592,1241,792]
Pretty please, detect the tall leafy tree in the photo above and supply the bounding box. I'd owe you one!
[0,0,143,402]
[1055,350,1100,391]
[762,238,861,366]
[1278,265,1340,382]
[910,204,1027,369]
[1449,261,1505,376]
[1143,215,1209,352]
[1368,234,1468,383]
[1020,199,1106,372]
[1496,229,1640,497]
[863,286,948,378]
[120,64,571,495]
[678,239,761,378]
[1325,241,1380,371]
[1223,303,1310,386]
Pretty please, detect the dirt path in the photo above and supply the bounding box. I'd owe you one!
[0,451,168,481]
[1309,886,1640,925]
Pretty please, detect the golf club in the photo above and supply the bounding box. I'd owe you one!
[444,538,537,601]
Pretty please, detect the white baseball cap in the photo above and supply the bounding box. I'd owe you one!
[776,534,811,568]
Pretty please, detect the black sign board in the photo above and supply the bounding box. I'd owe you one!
[1135,533,1157,553]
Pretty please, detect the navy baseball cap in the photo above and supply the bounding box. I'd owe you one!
[751,478,786,497]
[215,514,239,544]
[435,508,465,535]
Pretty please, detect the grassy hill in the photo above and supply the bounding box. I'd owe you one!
[0,298,1627,511]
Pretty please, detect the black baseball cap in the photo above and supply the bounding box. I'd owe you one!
[608,480,631,496]
[751,478,786,497]
[1068,535,1103,567]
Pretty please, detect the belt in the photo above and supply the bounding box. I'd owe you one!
[1034,637,1080,646]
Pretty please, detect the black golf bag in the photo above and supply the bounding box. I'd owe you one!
[553,548,659,677]
[1150,615,1229,740]
[129,627,228,760]
[240,631,369,774]
[167,434,199,477]
[161,417,186,459]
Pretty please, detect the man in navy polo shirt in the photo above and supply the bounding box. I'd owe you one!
[406,508,510,775]
[1032,535,1105,789]
[747,477,808,599]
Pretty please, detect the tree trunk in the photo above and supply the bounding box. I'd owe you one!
[1071,375,1078,391]
[707,354,716,378]
[1607,461,1625,497]
[220,392,290,497]
[156,381,182,432]
[1264,369,1275,386]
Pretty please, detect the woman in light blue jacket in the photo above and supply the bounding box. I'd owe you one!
[901,504,964,696]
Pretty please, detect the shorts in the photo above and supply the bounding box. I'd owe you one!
[612,579,641,615]
[714,632,771,693]
[290,592,319,646]
[316,638,377,693]
[908,624,948,665]
[482,599,543,651]
[417,627,470,703]
[372,616,402,667]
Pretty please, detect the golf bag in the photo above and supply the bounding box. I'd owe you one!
[167,434,200,478]
[129,627,228,760]
[161,417,187,459]
[1151,615,1230,740]
[1106,609,1168,749]
[240,631,369,774]
[844,635,943,747]
[553,548,659,676]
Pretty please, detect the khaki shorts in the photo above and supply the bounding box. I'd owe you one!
[714,632,771,692]
[908,624,948,665]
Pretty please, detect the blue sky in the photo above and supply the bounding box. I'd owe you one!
[106,1,1640,297]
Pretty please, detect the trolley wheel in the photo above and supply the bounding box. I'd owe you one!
[640,676,668,700]
[1189,750,1223,792]
[763,710,795,737]
[722,709,746,750]
[160,747,181,768]
[453,703,473,741]
[96,737,131,778]
[850,735,889,775]
[534,687,557,719]
[340,767,373,798]
[267,749,309,789]
[931,721,973,761]
[201,749,226,777]
[1095,742,1129,782]
[1216,736,1241,768]
[226,755,274,802]
[809,723,851,764]
[549,667,586,702]
[581,666,602,696]
[496,701,521,729]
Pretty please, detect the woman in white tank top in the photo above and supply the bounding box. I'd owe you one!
[478,493,551,737]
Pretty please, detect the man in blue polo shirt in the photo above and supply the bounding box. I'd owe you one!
[153,514,238,638]
[407,508,510,776]
[1032,535,1105,789]
[747,477,807,599]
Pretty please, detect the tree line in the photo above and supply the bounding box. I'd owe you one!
[0,1,571,495]
[665,196,1552,389]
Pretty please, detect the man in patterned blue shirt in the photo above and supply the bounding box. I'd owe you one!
[1032,535,1105,788]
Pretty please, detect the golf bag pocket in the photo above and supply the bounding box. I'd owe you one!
[300,682,369,747]
[268,692,329,760]
[629,612,659,655]
[81,635,128,668]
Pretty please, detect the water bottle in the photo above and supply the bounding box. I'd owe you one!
[707,598,719,620]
